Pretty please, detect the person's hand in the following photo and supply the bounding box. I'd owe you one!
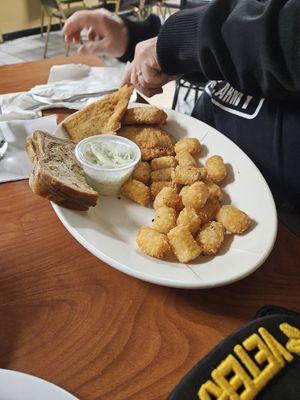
[122,37,179,97]
[63,9,128,58]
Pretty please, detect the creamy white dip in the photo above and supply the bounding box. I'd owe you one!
[75,135,141,196]
[83,141,134,168]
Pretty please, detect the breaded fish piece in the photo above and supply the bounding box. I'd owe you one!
[150,181,174,199]
[168,225,202,263]
[216,205,251,234]
[153,206,177,234]
[151,156,177,170]
[119,125,175,161]
[132,161,151,185]
[136,226,170,259]
[121,179,150,206]
[122,107,167,125]
[151,167,174,182]
[205,155,227,183]
[197,221,225,255]
[63,84,133,142]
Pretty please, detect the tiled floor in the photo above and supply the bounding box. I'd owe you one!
[0,30,197,113]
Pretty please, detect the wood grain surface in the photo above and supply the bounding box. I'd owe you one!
[0,56,300,400]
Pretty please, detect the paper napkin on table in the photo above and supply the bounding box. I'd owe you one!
[0,115,57,183]
[0,64,134,121]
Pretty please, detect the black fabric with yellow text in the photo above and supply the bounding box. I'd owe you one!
[168,308,300,399]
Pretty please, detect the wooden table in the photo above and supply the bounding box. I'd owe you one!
[0,55,299,400]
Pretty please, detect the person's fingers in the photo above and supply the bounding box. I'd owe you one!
[138,73,166,89]
[137,85,163,97]
[63,10,92,36]
[139,63,165,86]
[121,62,132,86]
[88,28,97,41]
[78,40,107,56]
[130,62,139,87]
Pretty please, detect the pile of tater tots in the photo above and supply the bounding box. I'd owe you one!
[122,136,251,263]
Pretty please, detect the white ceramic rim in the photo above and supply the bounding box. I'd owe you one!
[52,103,278,289]
[0,369,78,399]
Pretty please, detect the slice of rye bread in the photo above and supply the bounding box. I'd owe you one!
[25,130,99,210]
[63,84,133,142]
[122,107,167,125]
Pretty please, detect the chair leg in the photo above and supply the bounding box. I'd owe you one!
[172,80,181,110]
[43,16,52,59]
[184,83,193,102]
[65,42,70,57]
[41,8,44,37]
[194,87,199,104]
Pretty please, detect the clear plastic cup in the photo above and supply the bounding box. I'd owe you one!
[75,135,141,196]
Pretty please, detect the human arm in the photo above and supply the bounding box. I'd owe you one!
[63,9,161,62]
[157,0,300,100]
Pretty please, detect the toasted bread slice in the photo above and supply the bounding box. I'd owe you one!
[122,107,167,125]
[63,84,133,142]
[25,130,99,210]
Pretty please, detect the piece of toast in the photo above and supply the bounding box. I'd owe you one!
[63,84,133,142]
[25,130,99,210]
[122,107,167,125]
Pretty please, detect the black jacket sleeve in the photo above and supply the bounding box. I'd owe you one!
[118,14,161,63]
[157,0,300,101]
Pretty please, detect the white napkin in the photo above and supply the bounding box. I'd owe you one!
[0,115,57,183]
[0,64,132,121]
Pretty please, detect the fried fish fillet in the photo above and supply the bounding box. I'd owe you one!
[63,84,133,142]
[122,107,167,125]
[119,125,175,161]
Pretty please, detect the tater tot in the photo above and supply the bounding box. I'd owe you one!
[180,182,209,210]
[150,181,174,199]
[174,138,201,156]
[197,198,221,225]
[216,205,251,234]
[132,162,151,185]
[205,155,227,183]
[167,225,202,263]
[151,167,174,182]
[171,165,203,185]
[151,156,177,170]
[197,221,225,255]
[205,179,223,202]
[175,150,197,167]
[136,226,170,259]
[199,167,208,180]
[153,187,183,211]
[177,207,202,236]
[122,179,150,206]
[153,206,177,234]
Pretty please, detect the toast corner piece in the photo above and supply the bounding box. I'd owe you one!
[25,137,36,162]
[63,84,134,142]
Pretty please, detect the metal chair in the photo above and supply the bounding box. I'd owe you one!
[40,0,87,58]
[160,0,180,20]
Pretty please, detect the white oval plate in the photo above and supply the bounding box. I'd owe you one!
[52,103,277,288]
[0,369,78,400]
